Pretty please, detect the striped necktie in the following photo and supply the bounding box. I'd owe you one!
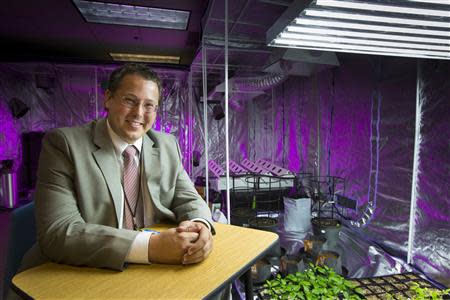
[122,145,140,230]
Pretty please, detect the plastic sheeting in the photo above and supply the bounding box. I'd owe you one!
[0,56,448,286]
[253,55,417,280]
[0,100,21,167]
[218,55,448,285]
[0,62,191,182]
[191,86,251,179]
[0,64,102,132]
[321,56,418,258]
[155,79,190,168]
[277,219,411,279]
[413,60,450,286]
[271,76,320,173]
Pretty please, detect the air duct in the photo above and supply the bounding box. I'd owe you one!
[233,72,288,92]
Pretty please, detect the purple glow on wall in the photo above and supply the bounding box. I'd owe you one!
[272,57,419,264]
[0,101,21,165]
[287,109,300,172]
[412,61,450,286]
[416,114,449,222]
[416,198,450,222]
[274,106,284,160]
[98,109,107,119]
[326,65,373,204]
[413,254,450,276]
[153,117,161,131]
[299,108,312,172]
[164,123,173,134]
[240,142,248,159]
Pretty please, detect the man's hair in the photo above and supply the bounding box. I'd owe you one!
[107,63,162,103]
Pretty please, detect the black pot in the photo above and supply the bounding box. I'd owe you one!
[251,259,272,284]
[316,250,342,275]
[248,216,278,233]
[230,207,256,226]
[265,255,281,267]
[249,216,280,257]
[311,218,341,248]
[280,251,308,276]
[304,235,327,259]
[266,239,282,257]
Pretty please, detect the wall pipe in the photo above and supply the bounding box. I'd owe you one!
[407,60,422,264]
[187,71,192,177]
[225,0,231,224]
[202,39,209,206]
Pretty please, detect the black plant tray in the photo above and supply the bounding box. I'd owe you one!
[253,272,448,300]
[348,272,449,300]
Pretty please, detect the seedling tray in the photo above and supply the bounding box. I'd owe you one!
[254,272,448,299]
[348,272,448,299]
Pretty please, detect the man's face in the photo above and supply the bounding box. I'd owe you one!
[104,73,159,143]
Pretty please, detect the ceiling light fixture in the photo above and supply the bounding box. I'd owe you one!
[278,44,447,60]
[304,9,450,28]
[406,0,450,4]
[295,18,450,37]
[286,26,450,45]
[73,0,190,30]
[279,32,450,51]
[110,53,180,64]
[267,0,450,60]
[316,0,450,17]
[272,38,450,59]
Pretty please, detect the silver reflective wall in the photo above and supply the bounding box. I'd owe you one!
[0,57,448,286]
[413,61,450,285]
[195,56,449,286]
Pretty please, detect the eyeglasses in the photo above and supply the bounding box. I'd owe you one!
[118,96,158,113]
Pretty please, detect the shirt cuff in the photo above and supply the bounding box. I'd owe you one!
[190,218,212,232]
[125,231,154,264]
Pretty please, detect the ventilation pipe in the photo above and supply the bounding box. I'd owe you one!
[233,72,288,92]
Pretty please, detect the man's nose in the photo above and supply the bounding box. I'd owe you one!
[131,103,145,115]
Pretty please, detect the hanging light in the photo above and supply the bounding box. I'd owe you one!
[267,0,450,60]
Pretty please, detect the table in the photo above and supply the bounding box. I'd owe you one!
[12,223,278,299]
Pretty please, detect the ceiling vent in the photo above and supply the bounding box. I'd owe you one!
[264,48,339,76]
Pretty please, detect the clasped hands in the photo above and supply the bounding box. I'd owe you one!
[148,220,213,265]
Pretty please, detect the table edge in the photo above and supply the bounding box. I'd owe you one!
[203,233,279,299]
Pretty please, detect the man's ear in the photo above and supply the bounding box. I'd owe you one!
[104,90,113,112]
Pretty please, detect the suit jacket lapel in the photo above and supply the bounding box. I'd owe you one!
[92,119,123,224]
[143,131,161,210]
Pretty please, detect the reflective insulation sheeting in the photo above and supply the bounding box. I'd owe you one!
[271,55,416,279]
[323,55,417,259]
[0,56,448,286]
[247,55,448,282]
[413,60,450,286]
[270,75,320,173]
[190,94,251,180]
[0,62,191,190]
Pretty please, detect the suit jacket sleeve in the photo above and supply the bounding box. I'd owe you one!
[168,136,216,234]
[35,129,138,271]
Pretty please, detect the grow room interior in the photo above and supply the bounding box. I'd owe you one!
[0,0,449,298]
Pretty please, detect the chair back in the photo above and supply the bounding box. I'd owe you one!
[3,202,36,299]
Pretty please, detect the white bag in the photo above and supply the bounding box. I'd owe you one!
[283,197,311,232]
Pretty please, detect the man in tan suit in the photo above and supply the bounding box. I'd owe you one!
[26,63,214,271]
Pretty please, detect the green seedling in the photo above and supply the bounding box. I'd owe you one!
[263,264,364,300]
[411,282,450,300]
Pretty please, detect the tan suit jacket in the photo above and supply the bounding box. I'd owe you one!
[27,118,213,271]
